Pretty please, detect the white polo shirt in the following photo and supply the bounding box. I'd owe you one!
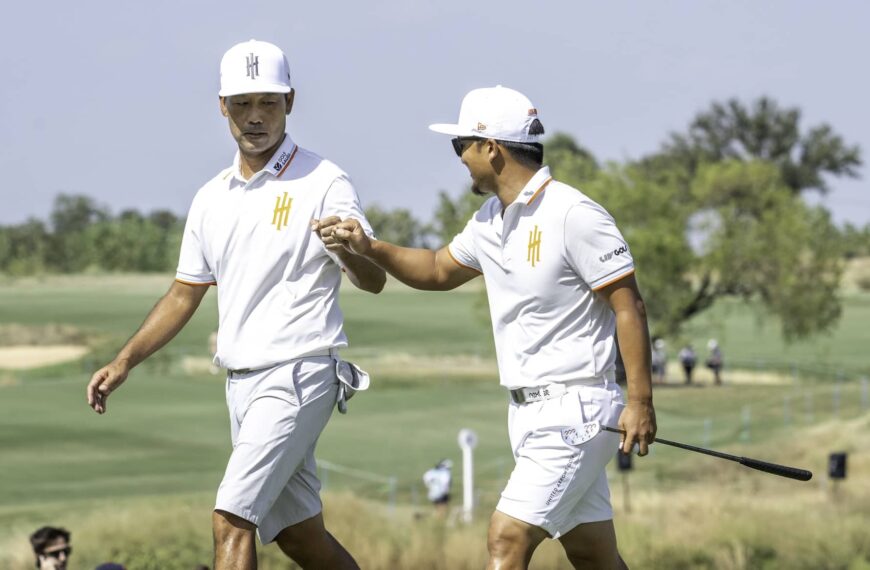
[176,134,374,370]
[448,166,634,389]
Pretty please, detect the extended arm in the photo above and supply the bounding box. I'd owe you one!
[596,274,657,455]
[312,217,479,291]
[310,217,385,293]
[86,280,210,414]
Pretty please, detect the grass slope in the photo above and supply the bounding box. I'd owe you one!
[0,275,868,568]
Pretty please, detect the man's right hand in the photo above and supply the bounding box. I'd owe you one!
[87,359,131,414]
[311,216,372,257]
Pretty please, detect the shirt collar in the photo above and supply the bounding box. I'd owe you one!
[510,166,553,208]
[229,134,299,186]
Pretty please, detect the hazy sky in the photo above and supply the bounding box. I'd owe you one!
[2,1,867,227]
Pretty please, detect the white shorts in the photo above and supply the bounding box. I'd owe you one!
[215,356,338,544]
[496,379,625,538]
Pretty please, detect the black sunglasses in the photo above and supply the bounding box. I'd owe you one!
[451,137,480,157]
[43,547,72,558]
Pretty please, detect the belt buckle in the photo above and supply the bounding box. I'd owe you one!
[511,384,564,405]
[510,389,525,405]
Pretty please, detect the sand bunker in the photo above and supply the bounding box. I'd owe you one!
[0,345,89,370]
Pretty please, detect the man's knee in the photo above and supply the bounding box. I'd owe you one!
[275,514,329,560]
[487,513,545,561]
[212,510,256,543]
[559,520,621,570]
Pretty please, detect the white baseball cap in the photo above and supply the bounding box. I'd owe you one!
[219,39,292,97]
[429,85,543,143]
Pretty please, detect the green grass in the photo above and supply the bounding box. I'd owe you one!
[679,293,870,377]
[0,274,868,555]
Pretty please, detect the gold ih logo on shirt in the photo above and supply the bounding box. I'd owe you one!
[527,225,542,267]
[272,192,292,230]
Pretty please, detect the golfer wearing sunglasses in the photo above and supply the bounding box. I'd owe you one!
[316,85,657,569]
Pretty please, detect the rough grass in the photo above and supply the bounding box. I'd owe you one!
[2,415,868,569]
[1,274,868,568]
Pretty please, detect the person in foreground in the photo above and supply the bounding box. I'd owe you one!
[86,40,385,569]
[315,86,656,569]
[30,526,72,570]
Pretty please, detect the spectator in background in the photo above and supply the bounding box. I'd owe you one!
[678,344,697,385]
[706,339,724,385]
[29,526,71,570]
[650,338,667,385]
[423,459,453,518]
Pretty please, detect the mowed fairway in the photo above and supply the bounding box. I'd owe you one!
[0,275,505,531]
[1,275,868,551]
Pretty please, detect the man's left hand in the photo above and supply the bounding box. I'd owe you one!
[311,216,371,256]
[617,400,657,456]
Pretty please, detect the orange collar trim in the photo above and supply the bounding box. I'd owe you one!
[525,176,553,206]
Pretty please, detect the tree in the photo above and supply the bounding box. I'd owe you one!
[364,205,426,247]
[544,133,599,186]
[840,223,870,259]
[0,219,50,275]
[654,97,862,194]
[430,190,487,247]
[47,194,109,272]
[549,132,847,341]
[50,194,109,234]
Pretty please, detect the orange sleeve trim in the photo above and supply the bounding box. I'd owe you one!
[446,247,482,274]
[590,268,635,291]
[525,177,553,206]
[175,278,216,287]
[277,145,299,178]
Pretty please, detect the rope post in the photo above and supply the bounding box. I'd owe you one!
[805,390,814,424]
[703,418,713,449]
[862,377,869,412]
[387,477,397,515]
[458,428,478,524]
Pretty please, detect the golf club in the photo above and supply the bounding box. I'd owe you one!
[601,426,813,481]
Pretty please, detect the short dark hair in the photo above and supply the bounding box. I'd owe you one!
[498,119,546,167]
[29,526,70,554]
[498,140,544,167]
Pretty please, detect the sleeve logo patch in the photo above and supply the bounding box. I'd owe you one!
[599,245,629,263]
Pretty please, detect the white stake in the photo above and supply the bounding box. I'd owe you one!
[458,428,478,523]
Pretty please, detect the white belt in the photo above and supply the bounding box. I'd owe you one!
[509,371,615,404]
[226,348,336,377]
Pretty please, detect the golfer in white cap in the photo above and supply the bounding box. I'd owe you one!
[317,86,657,569]
[86,40,385,569]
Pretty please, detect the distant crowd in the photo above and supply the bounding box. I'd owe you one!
[650,338,724,386]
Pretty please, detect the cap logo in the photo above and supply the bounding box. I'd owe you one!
[476,122,487,131]
[246,54,260,79]
[528,108,538,116]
